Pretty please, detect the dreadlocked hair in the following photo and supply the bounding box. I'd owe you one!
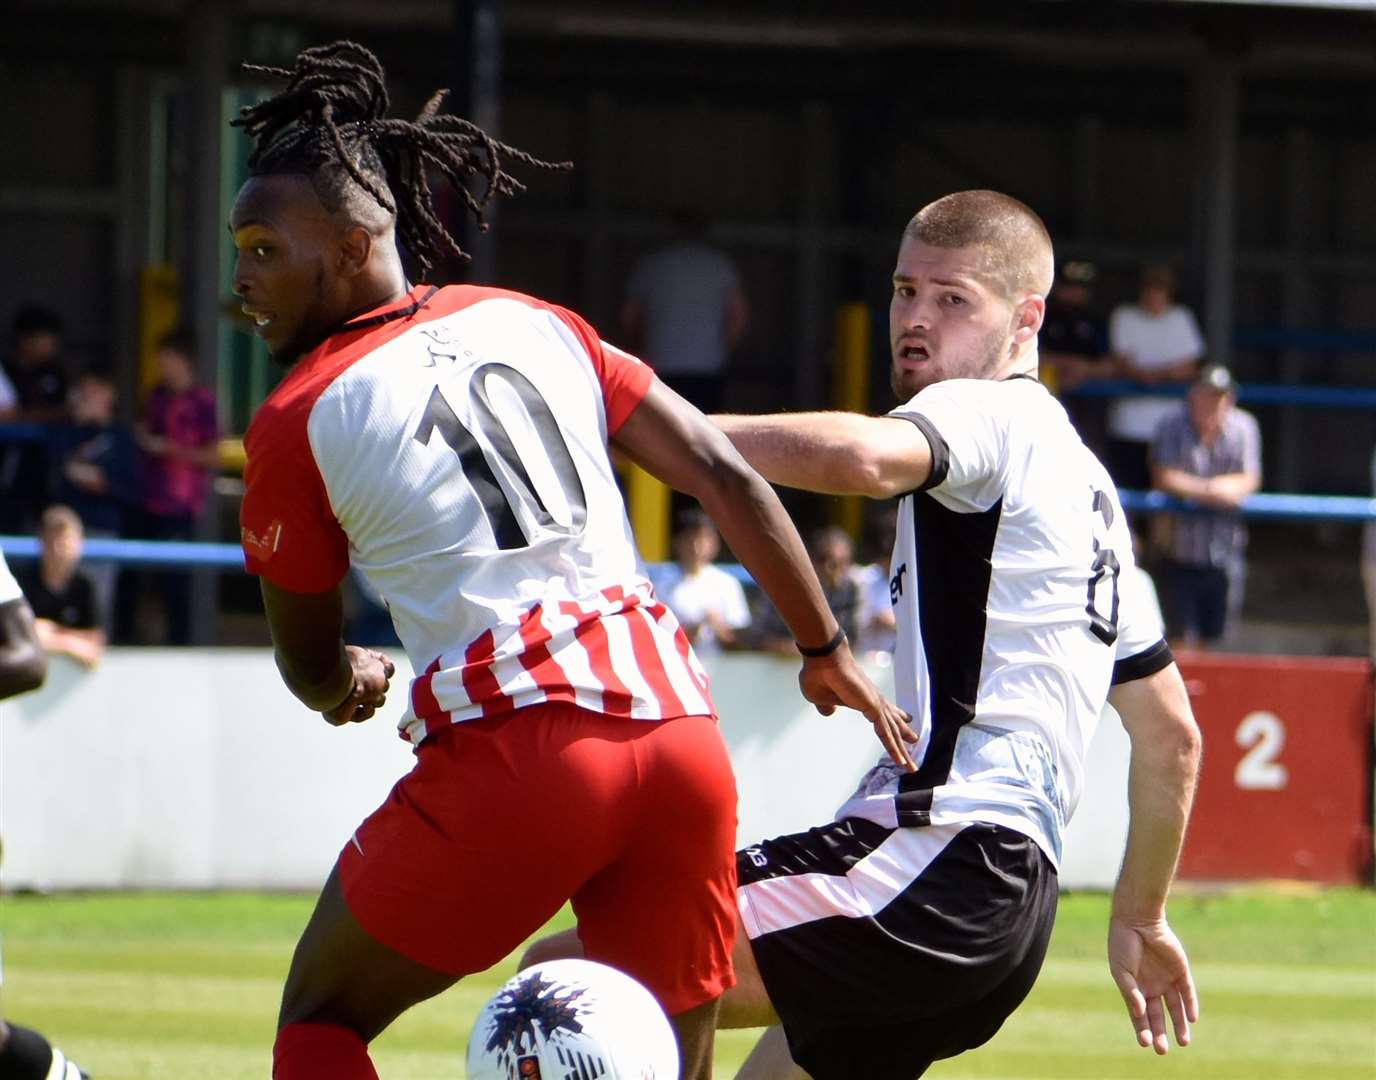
[230,40,571,277]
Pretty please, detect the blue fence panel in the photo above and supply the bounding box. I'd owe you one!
[2,491,1371,579]
[1061,380,1376,409]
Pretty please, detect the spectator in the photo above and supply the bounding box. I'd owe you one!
[620,208,748,415]
[131,328,219,644]
[648,507,751,656]
[16,505,104,669]
[51,370,140,630]
[1149,364,1261,649]
[1039,259,1112,451]
[753,527,862,656]
[853,505,898,658]
[1105,265,1205,491]
[3,305,70,422]
[0,306,71,532]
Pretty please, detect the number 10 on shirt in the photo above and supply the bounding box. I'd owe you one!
[414,365,589,551]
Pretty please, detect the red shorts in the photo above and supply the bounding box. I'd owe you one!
[338,702,737,1015]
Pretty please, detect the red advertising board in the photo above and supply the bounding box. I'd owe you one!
[1176,652,1373,884]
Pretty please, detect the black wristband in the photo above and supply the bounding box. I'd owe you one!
[797,627,847,658]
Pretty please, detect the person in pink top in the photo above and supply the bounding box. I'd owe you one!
[131,328,219,643]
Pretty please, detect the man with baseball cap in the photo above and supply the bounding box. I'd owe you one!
[1149,364,1261,647]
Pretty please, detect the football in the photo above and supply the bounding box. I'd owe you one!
[466,959,680,1080]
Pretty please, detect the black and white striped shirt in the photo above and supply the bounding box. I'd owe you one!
[836,377,1169,869]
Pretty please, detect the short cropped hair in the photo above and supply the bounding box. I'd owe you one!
[903,190,1055,302]
[12,305,63,340]
[808,526,854,561]
[157,327,197,359]
[1140,263,1177,293]
[77,368,117,388]
[674,507,715,535]
[40,504,83,538]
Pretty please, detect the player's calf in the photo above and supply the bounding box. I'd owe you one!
[517,927,583,970]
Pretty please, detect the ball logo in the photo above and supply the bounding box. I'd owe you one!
[480,972,606,1079]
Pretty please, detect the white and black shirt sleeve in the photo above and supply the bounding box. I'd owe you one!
[888,379,1011,509]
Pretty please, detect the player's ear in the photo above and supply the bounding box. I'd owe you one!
[1011,294,1045,347]
[338,225,373,278]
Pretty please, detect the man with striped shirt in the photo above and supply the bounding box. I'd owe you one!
[708,192,1202,1078]
[1149,364,1261,648]
[231,43,911,1080]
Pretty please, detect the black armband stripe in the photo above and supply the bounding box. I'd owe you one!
[1112,639,1174,685]
[893,412,950,492]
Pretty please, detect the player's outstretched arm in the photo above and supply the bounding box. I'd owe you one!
[1106,662,1202,1055]
[712,410,932,498]
[614,380,916,770]
[0,597,48,700]
[260,579,394,725]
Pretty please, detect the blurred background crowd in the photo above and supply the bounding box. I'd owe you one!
[3,0,1375,665]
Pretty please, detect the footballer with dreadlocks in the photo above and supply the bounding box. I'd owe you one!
[231,42,915,1080]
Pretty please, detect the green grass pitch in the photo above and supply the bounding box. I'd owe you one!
[1,887,1372,1078]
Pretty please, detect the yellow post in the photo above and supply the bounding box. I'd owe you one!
[139,265,180,399]
[622,459,671,563]
[832,302,870,541]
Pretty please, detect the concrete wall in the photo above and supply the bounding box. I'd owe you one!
[0,649,1131,892]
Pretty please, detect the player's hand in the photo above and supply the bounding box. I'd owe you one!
[798,642,918,772]
[1107,914,1199,1054]
[322,646,396,727]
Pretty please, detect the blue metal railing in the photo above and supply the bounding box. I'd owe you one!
[1062,380,1376,409]
[2,490,1371,573]
[0,536,245,567]
[1118,489,1376,523]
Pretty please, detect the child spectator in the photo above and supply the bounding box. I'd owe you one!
[17,505,104,669]
[132,329,219,644]
[648,507,751,656]
[52,370,139,630]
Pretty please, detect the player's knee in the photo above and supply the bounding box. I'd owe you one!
[518,928,583,970]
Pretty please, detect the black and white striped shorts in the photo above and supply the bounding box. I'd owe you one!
[737,818,1058,1080]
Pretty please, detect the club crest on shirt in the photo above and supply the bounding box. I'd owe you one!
[241,519,283,561]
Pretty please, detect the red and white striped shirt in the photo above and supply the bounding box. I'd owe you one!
[240,284,713,745]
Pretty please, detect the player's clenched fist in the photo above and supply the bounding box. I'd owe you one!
[323,646,396,726]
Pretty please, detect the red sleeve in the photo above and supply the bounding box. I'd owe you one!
[239,398,350,593]
[548,305,653,436]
